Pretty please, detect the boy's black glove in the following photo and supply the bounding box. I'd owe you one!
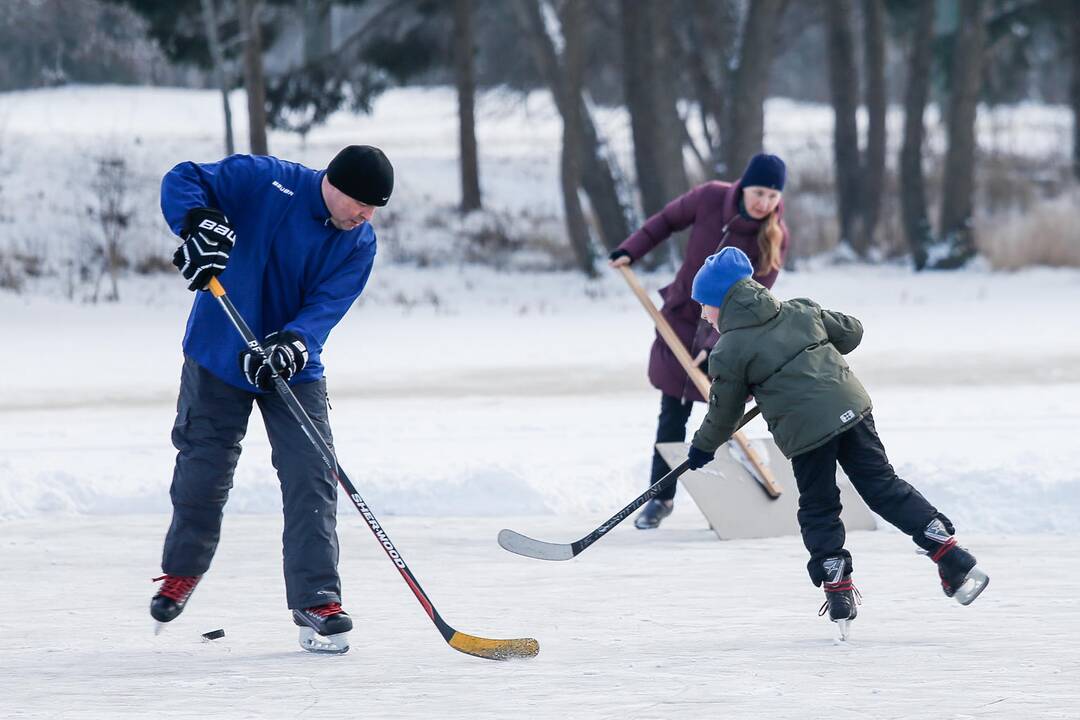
[173,207,236,291]
[608,249,632,264]
[687,444,716,470]
[239,330,309,390]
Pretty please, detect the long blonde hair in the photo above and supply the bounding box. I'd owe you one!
[755,211,783,276]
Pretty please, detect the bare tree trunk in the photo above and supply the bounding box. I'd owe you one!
[724,0,785,179]
[560,0,596,276]
[621,1,688,218]
[621,1,654,202]
[93,156,131,303]
[936,0,986,268]
[650,4,690,209]
[622,1,690,264]
[302,0,332,64]
[825,0,863,255]
[683,0,738,175]
[900,0,934,270]
[677,107,708,177]
[654,2,692,266]
[453,0,482,212]
[862,0,886,253]
[1070,4,1080,182]
[199,0,234,155]
[239,0,268,156]
[683,2,724,168]
[514,0,631,250]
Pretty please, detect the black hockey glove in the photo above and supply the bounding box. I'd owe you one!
[687,444,715,470]
[239,330,309,390]
[173,207,236,291]
[608,249,632,264]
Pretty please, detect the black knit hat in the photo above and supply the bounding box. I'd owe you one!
[739,153,786,191]
[326,145,394,206]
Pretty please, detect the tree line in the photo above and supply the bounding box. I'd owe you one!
[5,0,1079,274]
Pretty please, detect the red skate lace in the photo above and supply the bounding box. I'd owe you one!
[931,536,957,563]
[818,579,862,617]
[307,602,344,618]
[152,574,200,602]
[932,537,961,591]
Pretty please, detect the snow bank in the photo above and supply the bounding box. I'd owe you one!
[2,262,1078,532]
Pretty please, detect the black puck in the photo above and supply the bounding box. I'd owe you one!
[202,629,226,640]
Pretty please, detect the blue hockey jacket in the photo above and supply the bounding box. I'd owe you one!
[160,154,377,391]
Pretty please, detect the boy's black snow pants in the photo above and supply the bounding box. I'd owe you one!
[650,393,695,501]
[790,413,949,586]
[162,355,341,609]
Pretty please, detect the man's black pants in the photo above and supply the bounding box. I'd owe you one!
[162,356,341,609]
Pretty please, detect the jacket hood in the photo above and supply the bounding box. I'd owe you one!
[718,279,781,332]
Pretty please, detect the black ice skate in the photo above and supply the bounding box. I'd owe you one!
[634,499,674,529]
[150,574,202,630]
[924,519,989,606]
[818,557,860,641]
[293,602,353,654]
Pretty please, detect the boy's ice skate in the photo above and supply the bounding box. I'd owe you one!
[924,519,989,606]
[634,499,674,529]
[293,602,353,654]
[818,557,860,641]
[150,574,202,631]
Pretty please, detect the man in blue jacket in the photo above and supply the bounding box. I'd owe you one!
[150,145,393,654]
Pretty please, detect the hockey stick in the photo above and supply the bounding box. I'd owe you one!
[498,404,761,561]
[207,277,538,661]
[617,265,782,498]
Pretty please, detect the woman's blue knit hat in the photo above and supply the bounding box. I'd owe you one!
[740,153,786,191]
[692,247,754,308]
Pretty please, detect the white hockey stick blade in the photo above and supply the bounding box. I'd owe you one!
[498,529,575,561]
[954,566,989,606]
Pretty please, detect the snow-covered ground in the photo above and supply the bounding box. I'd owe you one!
[1,85,1079,718]
[4,263,1079,529]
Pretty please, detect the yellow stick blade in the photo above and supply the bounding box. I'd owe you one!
[448,632,540,661]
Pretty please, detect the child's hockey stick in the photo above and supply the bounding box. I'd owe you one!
[498,405,760,561]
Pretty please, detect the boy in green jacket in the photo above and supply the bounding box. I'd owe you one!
[685,247,988,637]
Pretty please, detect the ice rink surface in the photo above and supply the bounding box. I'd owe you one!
[1,515,1077,719]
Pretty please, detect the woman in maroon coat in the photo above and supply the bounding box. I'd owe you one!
[609,153,791,529]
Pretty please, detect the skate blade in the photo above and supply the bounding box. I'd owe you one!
[954,566,989,606]
[298,626,350,655]
[153,621,167,636]
[832,618,854,642]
